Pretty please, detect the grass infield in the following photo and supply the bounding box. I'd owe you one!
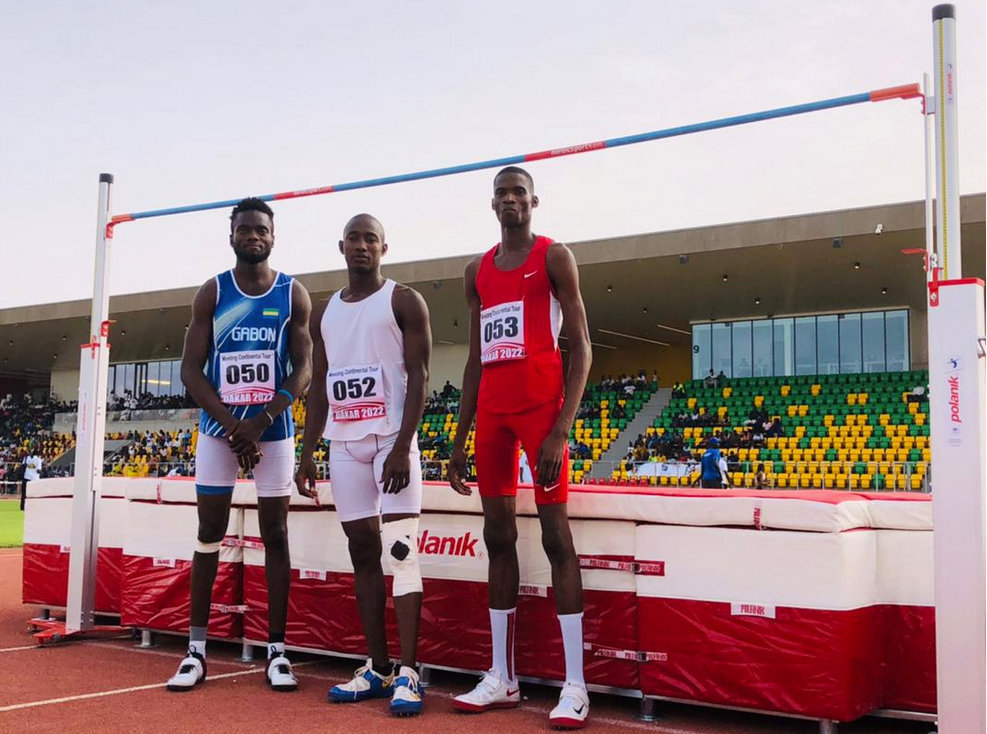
[0,499,24,547]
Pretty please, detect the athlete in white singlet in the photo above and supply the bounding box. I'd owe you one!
[296,214,431,716]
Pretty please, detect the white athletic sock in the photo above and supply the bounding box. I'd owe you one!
[268,642,285,659]
[558,612,585,688]
[188,639,206,658]
[490,607,517,685]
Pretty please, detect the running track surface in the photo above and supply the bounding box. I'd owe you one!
[0,548,932,734]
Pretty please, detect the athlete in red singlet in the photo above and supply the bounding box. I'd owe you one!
[449,167,592,729]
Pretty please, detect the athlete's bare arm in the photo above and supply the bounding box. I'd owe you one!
[538,243,591,487]
[181,279,257,471]
[448,257,483,496]
[381,285,432,495]
[295,298,330,499]
[228,280,313,454]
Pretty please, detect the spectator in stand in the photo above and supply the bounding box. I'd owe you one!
[671,382,685,399]
[754,463,767,489]
[703,370,716,389]
[698,437,728,489]
[716,369,727,387]
[766,418,784,438]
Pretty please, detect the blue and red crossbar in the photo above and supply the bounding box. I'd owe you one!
[109,84,920,227]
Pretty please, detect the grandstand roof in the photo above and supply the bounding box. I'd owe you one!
[1,194,984,387]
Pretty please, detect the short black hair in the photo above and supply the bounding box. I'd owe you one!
[494,166,534,189]
[230,197,274,232]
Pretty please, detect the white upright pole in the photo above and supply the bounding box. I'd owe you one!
[932,3,962,279]
[928,4,986,733]
[922,72,936,282]
[66,173,114,633]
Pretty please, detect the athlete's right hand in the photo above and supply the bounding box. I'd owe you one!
[448,447,472,496]
[295,456,319,500]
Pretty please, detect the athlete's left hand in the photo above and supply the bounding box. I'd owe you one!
[381,448,411,494]
[228,416,267,455]
[535,430,567,488]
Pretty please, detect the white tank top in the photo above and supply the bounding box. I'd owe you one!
[321,279,407,441]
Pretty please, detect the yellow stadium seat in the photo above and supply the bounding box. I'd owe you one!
[780,385,791,396]
[914,414,926,426]
[754,396,764,407]
[799,475,810,489]
[847,393,858,405]
[858,393,869,405]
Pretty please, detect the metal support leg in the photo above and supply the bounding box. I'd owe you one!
[636,697,658,722]
[240,642,254,662]
[40,608,51,620]
[419,665,432,688]
[819,720,838,734]
[139,629,154,648]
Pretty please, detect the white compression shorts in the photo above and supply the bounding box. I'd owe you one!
[195,434,295,498]
[329,432,423,523]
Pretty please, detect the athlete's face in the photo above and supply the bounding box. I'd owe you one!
[492,172,538,228]
[339,216,387,274]
[230,210,274,265]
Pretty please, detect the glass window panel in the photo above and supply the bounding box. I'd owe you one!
[862,312,886,373]
[711,323,732,378]
[692,324,711,379]
[794,316,817,375]
[752,320,773,377]
[839,313,862,374]
[172,360,183,397]
[773,318,794,376]
[732,321,752,378]
[123,363,135,396]
[885,310,909,372]
[816,315,839,375]
[147,361,160,396]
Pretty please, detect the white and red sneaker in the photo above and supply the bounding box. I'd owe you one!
[452,671,520,713]
[549,682,590,729]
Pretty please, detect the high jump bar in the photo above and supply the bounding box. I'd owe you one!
[110,83,920,226]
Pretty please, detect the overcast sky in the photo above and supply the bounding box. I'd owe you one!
[1,0,983,310]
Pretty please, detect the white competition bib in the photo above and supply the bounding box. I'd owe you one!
[219,350,276,405]
[480,300,525,365]
[328,363,388,422]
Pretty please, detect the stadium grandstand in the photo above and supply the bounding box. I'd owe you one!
[0,194,983,490]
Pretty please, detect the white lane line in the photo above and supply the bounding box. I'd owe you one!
[0,661,315,712]
[0,645,40,654]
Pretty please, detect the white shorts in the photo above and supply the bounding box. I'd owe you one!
[329,432,423,523]
[195,434,295,498]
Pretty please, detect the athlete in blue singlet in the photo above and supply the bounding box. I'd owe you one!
[167,198,312,693]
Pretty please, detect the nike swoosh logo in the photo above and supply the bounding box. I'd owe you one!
[507,688,519,696]
[523,271,537,278]
[542,483,560,492]
[573,704,586,714]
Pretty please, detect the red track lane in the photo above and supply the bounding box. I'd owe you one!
[2,549,930,733]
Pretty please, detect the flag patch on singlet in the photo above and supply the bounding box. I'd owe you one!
[262,308,279,318]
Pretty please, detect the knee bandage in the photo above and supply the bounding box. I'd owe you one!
[195,539,223,554]
[381,517,422,597]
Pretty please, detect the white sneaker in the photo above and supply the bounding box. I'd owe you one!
[549,682,590,729]
[166,650,207,692]
[266,652,298,692]
[452,670,520,713]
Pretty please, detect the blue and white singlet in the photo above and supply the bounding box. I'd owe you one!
[198,269,294,442]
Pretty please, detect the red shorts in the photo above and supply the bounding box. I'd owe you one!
[474,399,568,505]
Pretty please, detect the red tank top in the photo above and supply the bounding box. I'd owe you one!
[476,235,564,414]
